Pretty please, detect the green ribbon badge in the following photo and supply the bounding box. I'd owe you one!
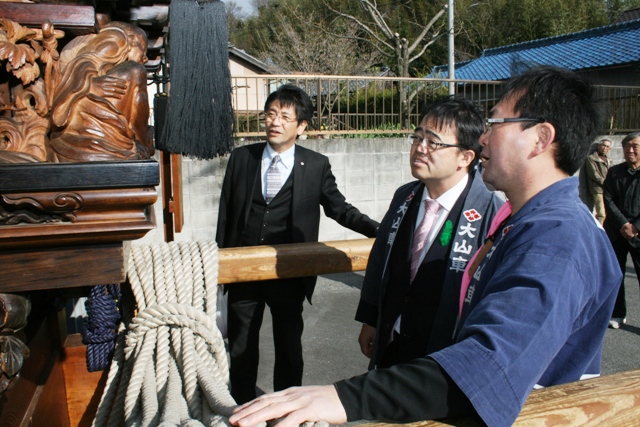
[439,220,453,246]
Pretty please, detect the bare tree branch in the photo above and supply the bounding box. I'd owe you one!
[360,0,395,39]
[407,5,447,54]
[320,0,447,77]
[321,1,395,52]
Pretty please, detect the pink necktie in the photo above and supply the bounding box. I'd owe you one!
[410,199,440,282]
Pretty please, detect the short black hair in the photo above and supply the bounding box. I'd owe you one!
[420,96,484,169]
[264,84,313,124]
[621,132,640,147]
[500,65,604,175]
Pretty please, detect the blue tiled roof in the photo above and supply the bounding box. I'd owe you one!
[434,19,640,81]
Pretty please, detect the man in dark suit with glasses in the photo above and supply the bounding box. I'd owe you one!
[216,84,378,404]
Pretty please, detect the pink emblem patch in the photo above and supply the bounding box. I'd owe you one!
[502,225,513,237]
[463,209,482,222]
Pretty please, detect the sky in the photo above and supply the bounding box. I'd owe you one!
[229,0,256,16]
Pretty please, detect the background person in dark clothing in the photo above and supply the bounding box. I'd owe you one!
[216,84,378,404]
[604,131,640,329]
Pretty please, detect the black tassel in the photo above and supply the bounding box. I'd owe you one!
[158,0,234,159]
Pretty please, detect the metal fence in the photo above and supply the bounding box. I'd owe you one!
[231,75,640,138]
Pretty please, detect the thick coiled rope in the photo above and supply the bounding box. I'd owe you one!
[92,241,239,427]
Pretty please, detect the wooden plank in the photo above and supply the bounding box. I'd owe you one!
[170,154,184,233]
[0,160,159,193]
[0,4,95,30]
[0,243,125,292]
[514,369,640,426]
[361,369,640,427]
[62,344,108,427]
[31,353,70,427]
[218,238,374,284]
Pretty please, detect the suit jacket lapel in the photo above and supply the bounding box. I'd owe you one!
[242,143,265,227]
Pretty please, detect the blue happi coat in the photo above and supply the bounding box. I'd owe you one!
[432,177,621,426]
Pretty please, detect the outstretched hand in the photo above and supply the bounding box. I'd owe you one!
[229,385,347,427]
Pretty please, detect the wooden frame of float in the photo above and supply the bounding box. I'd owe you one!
[7,236,640,426]
[0,160,159,426]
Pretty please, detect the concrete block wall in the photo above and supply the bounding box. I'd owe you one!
[137,135,626,246]
[137,137,412,245]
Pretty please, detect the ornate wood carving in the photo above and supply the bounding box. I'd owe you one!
[0,5,161,410]
[0,293,30,393]
[0,160,158,399]
[0,18,154,164]
[0,160,159,249]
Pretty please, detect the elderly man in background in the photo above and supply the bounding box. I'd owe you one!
[585,138,613,224]
[604,132,640,329]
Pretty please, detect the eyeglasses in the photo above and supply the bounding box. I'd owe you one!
[407,134,459,151]
[484,117,546,131]
[623,144,640,151]
[265,110,298,124]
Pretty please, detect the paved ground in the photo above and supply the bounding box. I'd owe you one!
[253,261,640,394]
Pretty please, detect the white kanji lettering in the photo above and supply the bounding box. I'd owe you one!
[485,245,497,260]
[450,256,468,273]
[387,231,397,245]
[391,217,402,230]
[453,239,473,255]
[464,284,475,304]
[473,264,483,281]
[458,223,477,238]
[397,203,409,216]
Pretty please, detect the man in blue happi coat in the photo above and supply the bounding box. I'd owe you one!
[229,66,621,427]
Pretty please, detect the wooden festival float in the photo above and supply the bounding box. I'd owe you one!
[0,5,160,425]
[0,3,638,427]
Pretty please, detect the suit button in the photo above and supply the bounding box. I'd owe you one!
[404,297,410,303]
[266,210,269,213]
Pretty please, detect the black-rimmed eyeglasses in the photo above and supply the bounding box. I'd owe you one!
[406,134,459,151]
[484,117,545,131]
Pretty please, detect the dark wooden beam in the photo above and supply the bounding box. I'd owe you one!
[0,4,96,32]
[0,243,127,291]
[0,160,159,193]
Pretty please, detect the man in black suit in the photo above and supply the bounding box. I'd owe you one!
[356,97,502,370]
[216,84,378,404]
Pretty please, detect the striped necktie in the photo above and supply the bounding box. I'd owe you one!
[265,155,281,203]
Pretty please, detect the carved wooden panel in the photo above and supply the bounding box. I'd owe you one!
[0,18,154,164]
